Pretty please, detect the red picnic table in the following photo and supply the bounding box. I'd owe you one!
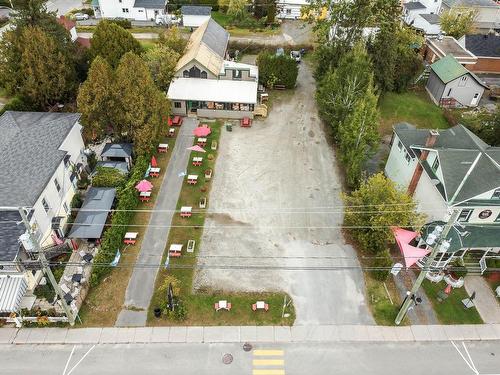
[158,143,169,153]
[171,116,183,126]
[139,191,151,202]
[240,117,252,127]
[180,206,192,218]
[192,157,203,166]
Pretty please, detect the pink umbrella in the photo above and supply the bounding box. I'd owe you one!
[135,179,153,192]
[193,126,211,137]
[151,155,158,168]
[187,145,206,153]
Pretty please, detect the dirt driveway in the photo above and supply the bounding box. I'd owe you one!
[194,63,374,325]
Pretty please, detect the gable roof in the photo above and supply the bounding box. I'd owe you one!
[420,13,441,24]
[181,5,212,16]
[430,54,469,83]
[175,18,229,76]
[133,0,166,8]
[0,111,81,207]
[394,123,500,204]
[101,143,133,158]
[465,34,500,58]
[0,211,24,262]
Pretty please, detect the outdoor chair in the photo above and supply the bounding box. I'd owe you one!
[227,303,232,311]
[252,304,257,311]
[264,304,269,311]
[214,303,219,311]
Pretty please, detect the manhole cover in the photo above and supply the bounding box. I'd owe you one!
[243,343,252,352]
[222,353,233,364]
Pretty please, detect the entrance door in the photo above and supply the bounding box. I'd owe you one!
[187,101,199,115]
[471,92,480,106]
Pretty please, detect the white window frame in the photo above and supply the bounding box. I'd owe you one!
[458,209,473,222]
[42,198,49,213]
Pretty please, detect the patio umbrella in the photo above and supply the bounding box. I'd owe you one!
[151,155,158,168]
[135,179,153,192]
[187,145,206,153]
[193,126,211,137]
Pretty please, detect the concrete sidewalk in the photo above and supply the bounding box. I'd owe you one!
[465,276,500,323]
[1,324,499,345]
[115,119,198,327]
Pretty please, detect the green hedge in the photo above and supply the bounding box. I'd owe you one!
[256,52,298,89]
[92,166,127,187]
[90,155,149,286]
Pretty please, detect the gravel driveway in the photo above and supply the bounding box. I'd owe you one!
[194,63,374,325]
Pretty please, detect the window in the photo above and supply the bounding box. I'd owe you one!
[200,71,207,79]
[118,0,122,2]
[458,76,468,87]
[63,154,71,167]
[495,213,500,222]
[232,70,242,79]
[138,9,143,12]
[189,66,201,78]
[431,157,439,172]
[42,198,49,213]
[183,70,189,78]
[122,8,129,13]
[458,209,473,222]
[405,152,411,164]
[286,8,292,14]
[174,101,182,109]
[492,188,500,199]
[54,178,61,193]
[447,88,452,96]
[63,202,69,214]
[397,140,403,151]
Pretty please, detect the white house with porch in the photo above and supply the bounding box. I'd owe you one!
[385,123,500,272]
[91,0,167,21]
[167,19,259,119]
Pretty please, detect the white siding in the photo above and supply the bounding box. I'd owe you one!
[384,134,419,189]
[474,186,500,200]
[182,15,211,28]
[96,0,164,20]
[414,169,448,221]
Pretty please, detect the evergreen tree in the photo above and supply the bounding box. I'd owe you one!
[77,56,115,141]
[90,20,143,68]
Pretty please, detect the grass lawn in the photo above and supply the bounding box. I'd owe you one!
[211,11,280,36]
[78,131,176,326]
[149,121,295,326]
[378,90,450,136]
[365,275,403,326]
[138,39,157,51]
[422,280,483,324]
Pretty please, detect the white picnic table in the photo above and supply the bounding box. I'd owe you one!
[124,232,138,240]
[139,191,151,197]
[197,137,207,142]
[256,301,265,309]
[180,206,192,213]
[193,157,203,162]
[150,167,160,173]
[187,174,198,180]
[169,244,183,252]
[158,143,169,149]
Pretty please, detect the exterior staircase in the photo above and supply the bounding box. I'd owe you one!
[414,66,430,84]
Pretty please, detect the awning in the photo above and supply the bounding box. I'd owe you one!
[167,78,258,104]
[0,274,27,313]
[392,227,431,269]
[68,187,116,239]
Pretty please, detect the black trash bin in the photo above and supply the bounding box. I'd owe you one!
[154,308,162,318]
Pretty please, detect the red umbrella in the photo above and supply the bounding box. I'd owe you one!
[151,155,158,168]
[135,179,153,192]
[187,145,206,152]
[193,126,211,137]
[444,284,452,294]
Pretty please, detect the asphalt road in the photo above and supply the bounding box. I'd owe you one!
[0,341,498,374]
[46,0,83,15]
[193,62,373,325]
[115,119,198,327]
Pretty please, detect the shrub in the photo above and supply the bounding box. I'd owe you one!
[87,152,97,171]
[71,193,83,210]
[0,96,33,115]
[92,166,127,187]
[371,249,393,282]
[109,18,132,29]
[257,52,298,89]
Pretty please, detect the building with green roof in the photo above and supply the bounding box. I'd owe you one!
[426,55,487,108]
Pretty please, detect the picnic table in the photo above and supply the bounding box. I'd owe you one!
[199,197,206,209]
[171,116,183,126]
[158,143,169,153]
[215,300,232,311]
[168,128,175,137]
[124,232,138,245]
[240,117,252,128]
[139,191,151,202]
[192,157,203,166]
[169,244,183,257]
[252,301,269,311]
[197,137,207,147]
[187,174,198,185]
[180,206,192,217]
[149,167,160,177]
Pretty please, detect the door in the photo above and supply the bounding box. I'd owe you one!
[470,92,480,106]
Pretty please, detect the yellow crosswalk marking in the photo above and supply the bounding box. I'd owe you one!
[253,359,285,366]
[252,370,285,375]
[253,350,284,356]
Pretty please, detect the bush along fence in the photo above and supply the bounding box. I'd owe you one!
[90,155,149,287]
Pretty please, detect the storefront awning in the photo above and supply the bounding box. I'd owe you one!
[0,274,27,313]
[167,78,258,104]
[68,187,116,239]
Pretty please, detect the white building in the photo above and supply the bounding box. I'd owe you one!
[277,0,310,19]
[92,0,167,21]
[181,5,211,28]
[0,111,87,313]
[438,0,500,32]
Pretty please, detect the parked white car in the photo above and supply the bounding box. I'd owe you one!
[74,13,89,21]
[155,14,181,26]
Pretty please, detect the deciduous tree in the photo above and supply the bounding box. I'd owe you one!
[90,20,143,68]
[257,52,298,89]
[440,7,477,39]
[158,26,187,55]
[143,45,180,91]
[227,0,248,20]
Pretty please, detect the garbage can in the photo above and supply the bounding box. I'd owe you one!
[226,124,233,132]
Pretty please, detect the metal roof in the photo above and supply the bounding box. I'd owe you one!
[95,161,129,174]
[0,111,81,207]
[403,1,426,10]
[0,211,24,262]
[420,13,441,25]
[101,143,133,158]
[430,55,469,83]
[133,0,166,8]
[465,34,500,58]
[0,274,27,313]
[181,5,212,16]
[68,187,116,239]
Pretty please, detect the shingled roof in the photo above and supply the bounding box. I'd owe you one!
[465,34,500,58]
[394,123,500,204]
[0,111,81,207]
[134,0,166,9]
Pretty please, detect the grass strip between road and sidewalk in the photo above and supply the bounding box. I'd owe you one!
[78,130,177,326]
[148,120,295,326]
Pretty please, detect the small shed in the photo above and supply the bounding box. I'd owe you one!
[181,5,211,28]
[101,143,133,169]
[425,55,487,108]
[68,187,116,240]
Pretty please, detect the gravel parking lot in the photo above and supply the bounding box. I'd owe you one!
[194,63,374,325]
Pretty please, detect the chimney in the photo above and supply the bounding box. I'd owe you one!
[407,130,439,196]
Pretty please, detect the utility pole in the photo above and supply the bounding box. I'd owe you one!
[395,209,460,325]
[17,207,76,326]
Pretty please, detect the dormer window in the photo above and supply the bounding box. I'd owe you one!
[492,188,500,199]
